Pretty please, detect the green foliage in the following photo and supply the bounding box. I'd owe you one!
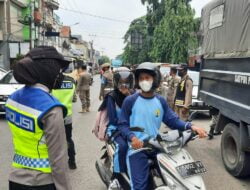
[151,0,197,63]
[98,55,110,65]
[122,17,151,65]
[123,0,199,65]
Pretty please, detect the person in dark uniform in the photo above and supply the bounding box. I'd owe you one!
[167,66,181,109]
[208,107,221,140]
[52,75,77,169]
[99,63,113,100]
[77,65,92,113]
[174,64,193,121]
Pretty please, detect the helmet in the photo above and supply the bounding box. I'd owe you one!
[113,67,134,90]
[101,63,111,69]
[135,62,161,90]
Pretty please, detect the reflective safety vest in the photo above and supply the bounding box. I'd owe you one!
[175,76,192,106]
[175,79,186,106]
[52,76,76,117]
[5,86,67,173]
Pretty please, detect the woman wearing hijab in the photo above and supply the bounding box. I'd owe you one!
[5,46,72,190]
[99,67,134,189]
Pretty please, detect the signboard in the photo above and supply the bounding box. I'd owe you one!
[9,43,19,58]
[20,43,29,55]
[9,42,29,58]
[45,32,60,37]
[112,59,123,68]
[209,4,224,29]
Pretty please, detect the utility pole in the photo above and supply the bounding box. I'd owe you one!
[89,40,94,75]
[6,0,11,70]
[42,0,45,46]
[29,0,34,50]
[90,40,94,63]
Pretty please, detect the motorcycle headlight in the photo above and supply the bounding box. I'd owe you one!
[162,139,182,155]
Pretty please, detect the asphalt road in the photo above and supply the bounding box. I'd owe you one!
[0,75,250,190]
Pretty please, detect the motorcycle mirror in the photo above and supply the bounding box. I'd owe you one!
[156,134,163,142]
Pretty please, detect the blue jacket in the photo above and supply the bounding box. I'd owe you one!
[106,95,121,136]
[118,93,192,141]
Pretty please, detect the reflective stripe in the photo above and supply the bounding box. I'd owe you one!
[200,90,250,110]
[7,99,42,117]
[202,69,250,77]
[13,154,50,168]
[175,100,184,106]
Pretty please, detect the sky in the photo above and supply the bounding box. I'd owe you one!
[56,0,212,59]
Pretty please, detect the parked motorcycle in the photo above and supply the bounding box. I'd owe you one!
[96,128,206,190]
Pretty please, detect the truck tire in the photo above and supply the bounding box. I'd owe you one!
[221,123,250,177]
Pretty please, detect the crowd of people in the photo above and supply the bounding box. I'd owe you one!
[4,46,207,190]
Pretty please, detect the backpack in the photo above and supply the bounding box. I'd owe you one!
[92,93,113,141]
[92,108,109,141]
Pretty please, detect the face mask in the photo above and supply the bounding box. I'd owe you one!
[139,80,153,92]
[178,71,184,77]
[53,72,64,89]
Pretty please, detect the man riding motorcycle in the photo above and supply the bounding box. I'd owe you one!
[118,62,207,190]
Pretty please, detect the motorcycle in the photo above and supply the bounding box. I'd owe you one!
[96,128,207,190]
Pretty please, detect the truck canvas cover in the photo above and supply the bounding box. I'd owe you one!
[201,0,250,59]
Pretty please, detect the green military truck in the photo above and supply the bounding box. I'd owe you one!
[200,0,250,177]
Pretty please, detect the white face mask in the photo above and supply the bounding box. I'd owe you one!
[139,80,153,92]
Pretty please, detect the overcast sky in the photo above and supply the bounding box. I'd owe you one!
[56,0,212,59]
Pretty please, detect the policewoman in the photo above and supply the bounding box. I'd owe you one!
[52,75,77,169]
[5,46,72,190]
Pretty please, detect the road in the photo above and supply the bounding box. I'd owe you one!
[0,75,250,190]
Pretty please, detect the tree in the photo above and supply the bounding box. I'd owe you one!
[98,55,110,65]
[141,0,166,59]
[122,17,150,65]
[122,0,199,64]
[150,0,197,63]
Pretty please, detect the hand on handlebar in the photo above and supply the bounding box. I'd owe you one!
[131,137,144,149]
[191,125,207,138]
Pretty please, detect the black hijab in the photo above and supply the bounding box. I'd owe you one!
[13,57,61,90]
[98,89,127,111]
[13,46,70,90]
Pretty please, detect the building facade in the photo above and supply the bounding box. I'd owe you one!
[0,0,97,70]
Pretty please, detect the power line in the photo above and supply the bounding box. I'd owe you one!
[64,0,76,11]
[70,0,81,12]
[88,34,123,40]
[73,26,124,38]
[73,28,124,40]
[59,7,130,24]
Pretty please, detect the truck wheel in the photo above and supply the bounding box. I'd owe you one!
[221,123,250,177]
